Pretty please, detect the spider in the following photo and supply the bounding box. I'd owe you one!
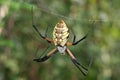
[33,20,89,76]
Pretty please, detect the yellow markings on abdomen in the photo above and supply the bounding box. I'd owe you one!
[53,20,69,46]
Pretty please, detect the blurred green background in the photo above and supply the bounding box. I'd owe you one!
[0,0,120,80]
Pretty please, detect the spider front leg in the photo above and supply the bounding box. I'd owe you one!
[66,33,88,46]
[34,48,58,62]
[72,34,87,45]
[33,25,54,44]
[32,6,53,44]
[66,48,88,76]
[70,28,88,45]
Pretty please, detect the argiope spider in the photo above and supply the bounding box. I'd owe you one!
[33,20,89,76]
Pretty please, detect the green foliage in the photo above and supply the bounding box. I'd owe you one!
[0,0,120,80]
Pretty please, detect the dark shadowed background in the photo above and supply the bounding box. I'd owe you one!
[0,0,120,80]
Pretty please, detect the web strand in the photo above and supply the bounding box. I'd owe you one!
[34,0,119,23]
[35,0,72,20]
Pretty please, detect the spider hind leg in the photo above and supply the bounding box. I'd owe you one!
[66,48,88,76]
[33,48,58,62]
[33,56,49,62]
[71,59,88,76]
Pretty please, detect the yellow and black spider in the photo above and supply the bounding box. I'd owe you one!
[33,20,89,76]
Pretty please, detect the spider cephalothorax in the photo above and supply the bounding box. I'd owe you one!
[33,20,89,76]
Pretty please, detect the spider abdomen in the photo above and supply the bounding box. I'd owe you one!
[53,20,69,46]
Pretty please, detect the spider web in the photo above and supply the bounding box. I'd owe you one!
[33,0,95,43]
[34,0,120,24]
[33,0,120,43]
[31,1,120,79]
[32,0,119,64]
[34,0,72,20]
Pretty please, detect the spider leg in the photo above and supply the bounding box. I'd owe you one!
[72,33,88,45]
[66,33,87,46]
[33,25,54,44]
[70,27,76,43]
[68,26,88,46]
[32,7,53,44]
[33,48,58,62]
[44,24,50,37]
[72,60,87,76]
[34,46,50,59]
[66,48,88,76]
